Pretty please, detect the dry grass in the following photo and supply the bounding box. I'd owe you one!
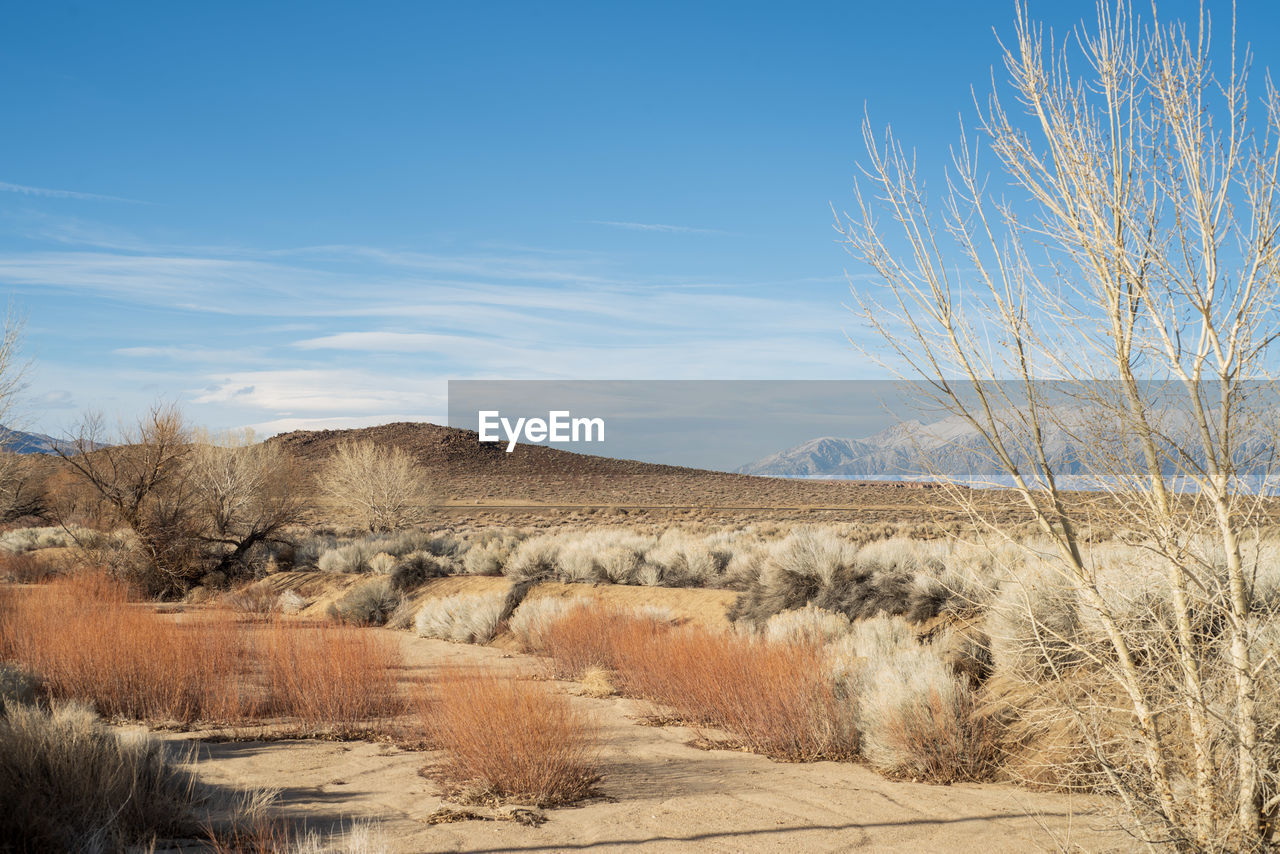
[422,667,600,807]
[0,700,205,852]
[0,573,406,730]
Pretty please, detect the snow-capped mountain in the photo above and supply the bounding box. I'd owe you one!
[736,409,1279,478]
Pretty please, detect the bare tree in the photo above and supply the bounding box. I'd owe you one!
[0,310,37,521]
[319,439,430,532]
[187,429,302,575]
[54,405,201,593]
[55,409,303,593]
[837,1,1280,849]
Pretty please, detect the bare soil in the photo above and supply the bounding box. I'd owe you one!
[162,628,1136,853]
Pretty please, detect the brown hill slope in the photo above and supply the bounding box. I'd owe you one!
[267,422,986,523]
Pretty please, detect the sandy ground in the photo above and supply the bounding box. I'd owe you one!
[162,630,1137,854]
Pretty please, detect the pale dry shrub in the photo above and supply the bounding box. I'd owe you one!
[390,551,448,592]
[646,530,731,586]
[423,667,601,806]
[509,596,589,651]
[414,591,507,644]
[503,535,561,581]
[0,701,204,851]
[331,578,401,626]
[278,589,308,615]
[825,615,917,698]
[0,662,40,710]
[986,571,1089,682]
[764,605,851,645]
[225,581,283,617]
[0,525,95,553]
[856,646,998,782]
[318,541,378,574]
[462,540,508,576]
[579,666,615,698]
[367,552,397,574]
[729,527,952,627]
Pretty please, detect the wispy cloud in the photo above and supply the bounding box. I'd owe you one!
[0,181,148,205]
[589,220,730,236]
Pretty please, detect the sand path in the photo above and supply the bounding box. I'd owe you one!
[167,631,1135,853]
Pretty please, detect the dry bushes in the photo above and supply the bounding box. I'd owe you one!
[728,529,955,629]
[0,550,52,583]
[256,622,405,730]
[330,577,401,626]
[0,574,252,721]
[0,701,204,852]
[508,596,589,651]
[415,591,507,644]
[422,667,600,806]
[856,648,999,783]
[534,602,857,760]
[763,604,851,645]
[0,574,406,730]
[536,602,668,681]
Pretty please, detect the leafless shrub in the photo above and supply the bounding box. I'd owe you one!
[319,439,430,533]
[422,667,601,807]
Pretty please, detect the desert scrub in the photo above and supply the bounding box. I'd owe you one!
[728,528,954,629]
[0,525,100,553]
[0,574,407,731]
[824,615,916,698]
[535,602,856,760]
[390,550,449,592]
[330,578,401,626]
[855,646,999,783]
[0,701,206,851]
[509,596,590,651]
[764,605,851,645]
[415,591,507,644]
[423,667,600,807]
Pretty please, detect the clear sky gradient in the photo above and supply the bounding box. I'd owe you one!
[2,1,1275,436]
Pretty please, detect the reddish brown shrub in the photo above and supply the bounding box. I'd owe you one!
[537,603,667,679]
[533,602,856,761]
[0,574,405,731]
[256,622,405,730]
[423,667,600,806]
[0,552,53,583]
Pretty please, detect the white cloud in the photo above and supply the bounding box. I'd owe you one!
[0,181,147,205]
[590,220,729,235]
[193,369,448,415]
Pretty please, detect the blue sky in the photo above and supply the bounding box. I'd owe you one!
[1,0,1274,436]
